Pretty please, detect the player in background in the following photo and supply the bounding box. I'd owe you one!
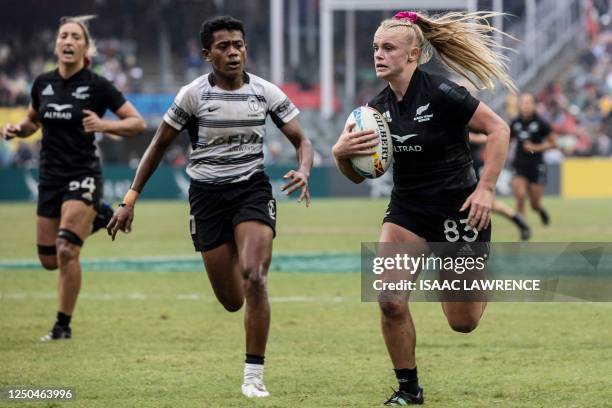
[0,15,146,341]
[107,16,313,398]
[510,92,556,226]
[470,132,531,241]
[332,11,514,405]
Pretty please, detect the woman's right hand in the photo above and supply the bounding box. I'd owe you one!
[1,123,21,140]
[332,121,379,160]
[106,205,135,241]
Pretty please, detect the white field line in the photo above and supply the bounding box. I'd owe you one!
[0,292,352,303]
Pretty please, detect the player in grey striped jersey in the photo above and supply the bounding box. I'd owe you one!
[163,70,299,184]
[108,16,313,398]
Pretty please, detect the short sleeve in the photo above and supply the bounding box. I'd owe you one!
[266,83,299,129]
[100,78,127,112]
[435,81,480,126]
[163,84,198,131]
[30,77,41,111]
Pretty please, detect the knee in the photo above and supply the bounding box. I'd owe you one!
[379,301,407,320]
[221,297,244,312]
[56,229,83,264]
[56,240,79,265]
[448,317,480,333]
[242,263,269,293]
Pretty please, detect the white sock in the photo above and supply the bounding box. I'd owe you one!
[243,363,264,384]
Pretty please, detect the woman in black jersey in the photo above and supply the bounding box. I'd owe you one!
[333,11,514,405]
[510,92,555,226]
[1,16,145,341]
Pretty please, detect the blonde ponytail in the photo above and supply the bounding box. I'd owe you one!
[380,11,517,92]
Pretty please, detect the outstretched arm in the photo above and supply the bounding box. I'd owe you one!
[107,121,180,239]
[279,118,313,206]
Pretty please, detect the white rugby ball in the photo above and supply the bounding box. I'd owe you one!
[347,106,393,178]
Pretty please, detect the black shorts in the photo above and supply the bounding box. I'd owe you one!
[513,161,547,185]
[37,174,103,218]
[383,190,491,256]
[188,172,276,252]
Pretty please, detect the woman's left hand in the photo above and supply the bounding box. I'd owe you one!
[82,109,106,133]
[459,186,495,230]
[281,169,310,207]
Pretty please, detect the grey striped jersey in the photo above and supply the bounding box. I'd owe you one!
[163,72,299,184]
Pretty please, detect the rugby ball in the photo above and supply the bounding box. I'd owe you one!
[347,106,393,178]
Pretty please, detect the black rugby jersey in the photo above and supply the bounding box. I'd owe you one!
[368,68,480,202]
[31,68,126,184]
[509,114,551,165]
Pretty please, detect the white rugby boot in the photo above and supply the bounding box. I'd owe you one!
[241,363,269,398]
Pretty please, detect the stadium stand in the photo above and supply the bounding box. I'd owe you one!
[1,0,609,169]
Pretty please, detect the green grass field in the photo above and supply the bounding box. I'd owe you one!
[1,198,612,407]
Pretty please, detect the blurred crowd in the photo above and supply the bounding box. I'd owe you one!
[521,3,611,159]
[1,1,610,169]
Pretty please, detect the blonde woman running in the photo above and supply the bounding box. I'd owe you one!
[332,11,515,405]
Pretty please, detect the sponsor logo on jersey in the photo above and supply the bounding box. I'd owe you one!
[394,145,422,153]
[44,103,73,120]
[382,110,392,123]
[414,102,433,122]
[206,106,221,112]
[48,103,72,111]
[41,84,54,96]
[391,133,421,152]
[72,86,90,100]
[391,133,418,143]
[204,133,264,148]
[528,121,539,133]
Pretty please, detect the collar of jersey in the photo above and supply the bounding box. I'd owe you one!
[388,67,422,106]
[53,67,89,82]
[208,71,250,87]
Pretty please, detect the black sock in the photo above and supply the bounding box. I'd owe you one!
[56,311,71,328]
[245,354,265,365]
[395,367,419,395]
[511,213,529,230]
[538,208,549,220]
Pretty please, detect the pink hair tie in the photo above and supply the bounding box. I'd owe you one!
[394,11,418,24]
